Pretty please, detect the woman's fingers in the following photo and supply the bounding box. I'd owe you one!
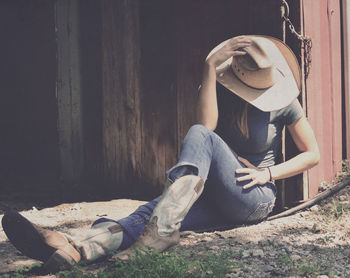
[233,50,247,56]
[243,180,257,189]
[236,174,253,182]
[227,42,251,52]
[236,167,254,174]
[207,36,252,67]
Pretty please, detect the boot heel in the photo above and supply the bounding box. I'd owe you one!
[44,249,75,273]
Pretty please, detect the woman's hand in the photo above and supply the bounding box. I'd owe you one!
[206,36,252,68]
[236,156,270,189]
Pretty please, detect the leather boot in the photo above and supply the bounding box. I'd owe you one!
[114,175,204,261]
[2,210,124,272]
[72,221,124,262]
[2,210,81,273]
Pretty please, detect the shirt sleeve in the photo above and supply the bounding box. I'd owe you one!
[282,98,304,126]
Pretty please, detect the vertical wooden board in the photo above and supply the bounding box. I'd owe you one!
[306,0,333,189]
[139,0,178,194]
[56,0,84,184]
[101,0,142,195]
[328,0,343,175]
[175,0,226,144]
[302,0,342,197]
[343,0,350,159]
[244,0,284,36]
[0,0,59,187]
[80,1,103,187]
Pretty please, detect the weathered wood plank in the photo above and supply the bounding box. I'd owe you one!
[101,0,142,195]
[138,0,178,194]
[302,0,343,197]
[55,0,84,184]
[342,0,350,159]
[80,1,103,186]
[328,0,343,178]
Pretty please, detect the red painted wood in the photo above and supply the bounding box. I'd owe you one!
[302,0,342,197]
[328,0,343,176]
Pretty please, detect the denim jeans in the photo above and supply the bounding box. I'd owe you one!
[92,124,276,250]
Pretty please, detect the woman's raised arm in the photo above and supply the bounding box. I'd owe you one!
[196,63,219,131]
[196,36,252,131]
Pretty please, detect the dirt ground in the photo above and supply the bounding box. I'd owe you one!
[0,183,349,278]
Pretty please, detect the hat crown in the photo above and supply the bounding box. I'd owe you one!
[231,37,280,89]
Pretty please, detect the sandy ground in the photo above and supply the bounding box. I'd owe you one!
[0,184,349,278]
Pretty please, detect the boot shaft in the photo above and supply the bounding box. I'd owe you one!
[152,175,204,236]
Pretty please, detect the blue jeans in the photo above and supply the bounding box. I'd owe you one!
[93,124,276,250]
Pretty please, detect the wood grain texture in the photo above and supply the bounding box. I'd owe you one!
[80,1,103,186]
[139,0,178,194]
[56,0,84,183]
[99,0,342,202]
[101,0,142,195]
[302,0,343,198]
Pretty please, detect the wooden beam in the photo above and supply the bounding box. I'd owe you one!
[342,0,350,159]
[55,0,84,183]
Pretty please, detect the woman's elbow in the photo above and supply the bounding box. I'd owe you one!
[195,114,218,131]
[206,123,217,131]
[196,120,217,131]
[310,150,320,167]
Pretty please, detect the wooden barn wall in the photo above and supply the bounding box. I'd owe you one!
[2,0,334,203]
[0,0,59,191]
[101,0,178,197]
[100,0,301,198]
[138,1,178,195]
[80,1,103,189]
[101,0,143,196]
[301,0,343,197]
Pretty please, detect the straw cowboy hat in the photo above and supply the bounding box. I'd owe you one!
[207,35,301,112]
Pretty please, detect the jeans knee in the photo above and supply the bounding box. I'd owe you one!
[184,124,221,151]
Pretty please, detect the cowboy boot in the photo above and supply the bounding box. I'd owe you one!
[2,210,124,272]
[114,175,204,261]
[70,220,123,263]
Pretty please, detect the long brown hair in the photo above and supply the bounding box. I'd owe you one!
[217,83,249,139]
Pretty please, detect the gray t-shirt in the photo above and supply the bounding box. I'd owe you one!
[216,97,304,168]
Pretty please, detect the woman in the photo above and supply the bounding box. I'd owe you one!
[2,35,320,272]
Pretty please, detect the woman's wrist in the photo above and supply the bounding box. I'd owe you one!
[201,62,217,84]
[267,167,273,181]
[204,58,217,69]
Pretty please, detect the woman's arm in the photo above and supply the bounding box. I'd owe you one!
[268,116,320,180]
[196,64,219,131]
[196,36,252,131]
[236,116,320,189]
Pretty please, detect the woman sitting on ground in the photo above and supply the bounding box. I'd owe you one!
[2,35,320,272]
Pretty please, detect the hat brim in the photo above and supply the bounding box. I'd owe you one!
[209,35,301,112]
